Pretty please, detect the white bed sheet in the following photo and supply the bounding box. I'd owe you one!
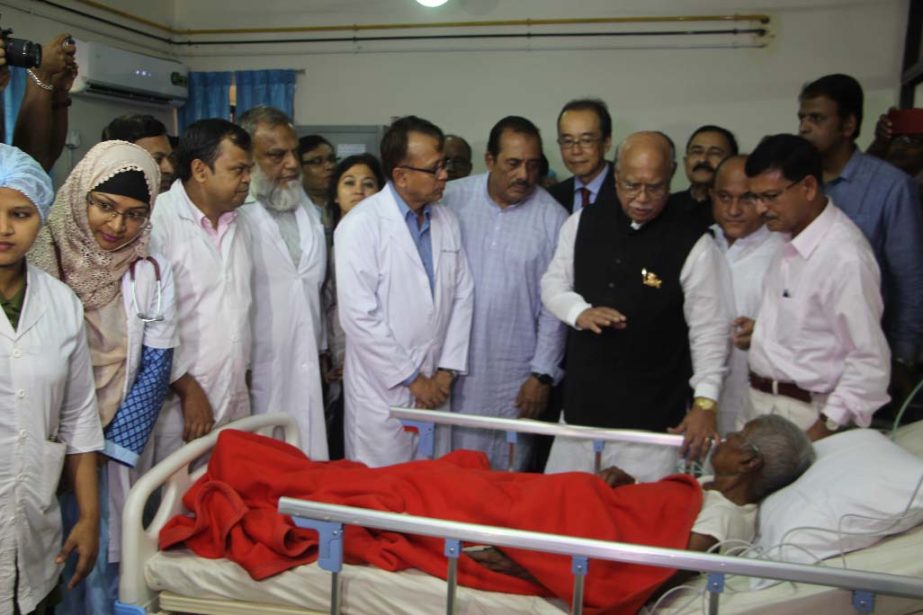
[145,421,923,614]
[146,549,567,615]
[651,522,923,614]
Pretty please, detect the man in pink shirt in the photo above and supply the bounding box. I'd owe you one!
[150,119,256,463]
[733,134,890,441]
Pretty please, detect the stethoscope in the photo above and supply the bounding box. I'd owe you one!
[129,256,164,323]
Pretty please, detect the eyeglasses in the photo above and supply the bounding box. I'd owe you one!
[557,136,602,150]
[398,159,448,176]
[302,154,338,166]
[714,192,756,206]
[617,179,668,198]
[749,179,802,205]
[742,439,761,458]
[87,194,150,224]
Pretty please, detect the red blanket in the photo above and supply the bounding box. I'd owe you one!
[161,430,702,614]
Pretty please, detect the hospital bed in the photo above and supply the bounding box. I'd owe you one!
[116,411,923,615]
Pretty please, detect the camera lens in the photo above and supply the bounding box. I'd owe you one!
[5,38,43,69]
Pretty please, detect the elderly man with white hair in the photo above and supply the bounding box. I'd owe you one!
[238,106,329,460]
[541,131,732,481]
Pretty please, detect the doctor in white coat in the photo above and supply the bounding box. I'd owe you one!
[335,116,474,467]
[150,119,255,464]
[238,107,328,459]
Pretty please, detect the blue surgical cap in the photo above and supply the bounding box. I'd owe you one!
[0,144,54,222]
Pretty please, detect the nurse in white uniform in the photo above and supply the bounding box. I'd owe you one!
[29,141,177,614]
[0,144,103,615]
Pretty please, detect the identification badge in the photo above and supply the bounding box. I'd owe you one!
[641,268,662,289]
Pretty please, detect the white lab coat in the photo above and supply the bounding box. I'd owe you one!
[335,184,474,467]
[239,196,329,459]
[149,181,253,464]
[106,254,179,562]
[0,264,102,615]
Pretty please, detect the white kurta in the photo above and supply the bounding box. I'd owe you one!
[150,181,253,463]
[443,174,567,470]
[240,194,329,459]
[335,184,474,467]
[711,225,785,434]
[0,265,103,615]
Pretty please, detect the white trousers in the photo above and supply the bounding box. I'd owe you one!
[543,416,681,483]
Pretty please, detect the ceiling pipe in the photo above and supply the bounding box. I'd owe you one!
[57,0,769,44]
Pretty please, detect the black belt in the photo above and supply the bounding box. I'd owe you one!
[748,371,814,404]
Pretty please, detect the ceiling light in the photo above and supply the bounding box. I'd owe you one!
[416,0,450,6]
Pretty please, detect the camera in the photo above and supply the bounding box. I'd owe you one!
[1,26,43,69]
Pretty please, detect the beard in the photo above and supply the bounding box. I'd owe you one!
[250,166,305,213]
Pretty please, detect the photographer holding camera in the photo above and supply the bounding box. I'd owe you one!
[13,32,77,171]
[1,24,77,171]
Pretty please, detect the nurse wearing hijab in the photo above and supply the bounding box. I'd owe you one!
[0,144,103,615]
[30,140,180,614]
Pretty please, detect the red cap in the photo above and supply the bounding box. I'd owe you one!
[888,108,923,135]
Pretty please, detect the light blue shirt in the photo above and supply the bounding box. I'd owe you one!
[390,183,435,294]
[390,183,435,386]
[572,164,608,213]
[824,150,923,361]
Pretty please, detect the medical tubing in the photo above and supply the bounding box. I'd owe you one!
[891,376,923,439]
[645,582,706,614]
[645,539,758,613]
[649,471,923,611]
[717,470,923,594]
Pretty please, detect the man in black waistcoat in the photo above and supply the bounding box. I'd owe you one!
[541,131,731,481]
[671,125,739,232]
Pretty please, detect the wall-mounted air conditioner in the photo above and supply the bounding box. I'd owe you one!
[72,40,188,107]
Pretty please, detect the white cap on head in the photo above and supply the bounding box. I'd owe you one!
[0,144,54,221]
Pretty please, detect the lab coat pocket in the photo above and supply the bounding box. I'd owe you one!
[438,248,461,286]
[440,247,461,265]
[40,440,67,511]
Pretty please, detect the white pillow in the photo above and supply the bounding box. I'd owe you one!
[752,429,923,579]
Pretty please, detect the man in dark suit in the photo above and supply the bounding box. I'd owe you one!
[549,99,616,213]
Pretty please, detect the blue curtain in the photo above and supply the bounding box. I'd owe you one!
[180,71,233,131]
[2,67,28,144]
[235,70,296,120]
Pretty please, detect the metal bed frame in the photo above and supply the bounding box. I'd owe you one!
[277,407,923,615]
[116,410,923,615]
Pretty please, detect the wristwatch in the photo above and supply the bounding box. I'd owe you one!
[530,372,553,385]
[438,368,458,381]
[821,413,841,432]
[693,397,717,412]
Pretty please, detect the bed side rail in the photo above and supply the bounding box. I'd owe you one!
[391,407,684,471]
[279,497,923,615]
[118,413,298,610]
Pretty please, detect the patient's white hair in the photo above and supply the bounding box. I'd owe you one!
[745,415,816,501]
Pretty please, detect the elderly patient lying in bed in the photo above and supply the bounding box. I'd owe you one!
[160,415,813,613]
[471,414,815,586]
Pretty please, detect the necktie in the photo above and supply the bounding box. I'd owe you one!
[579,187,591,209]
